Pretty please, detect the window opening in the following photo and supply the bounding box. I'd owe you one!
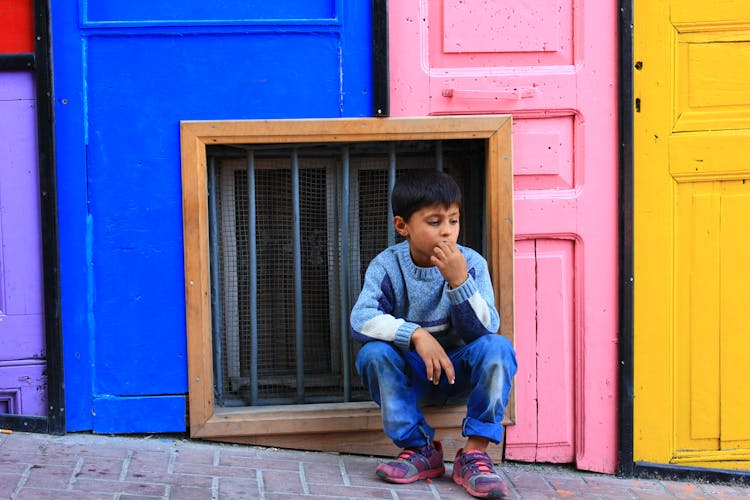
[207,140,485,407]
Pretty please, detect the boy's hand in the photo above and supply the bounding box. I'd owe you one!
[431,241,468,289]
[411,328,455,385]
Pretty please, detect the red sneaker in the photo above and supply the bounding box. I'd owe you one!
[375,440,446,483]
[452,448,509,498]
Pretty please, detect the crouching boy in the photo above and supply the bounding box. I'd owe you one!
[350,170,518,498]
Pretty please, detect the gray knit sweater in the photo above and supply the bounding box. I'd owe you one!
[350,241,500,351]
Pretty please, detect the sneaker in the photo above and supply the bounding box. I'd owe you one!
[452,448,509,498]
[375,440,446,483]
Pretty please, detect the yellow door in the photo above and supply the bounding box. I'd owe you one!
[634,0,750,469]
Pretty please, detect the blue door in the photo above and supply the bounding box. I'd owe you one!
[50,0,373,432]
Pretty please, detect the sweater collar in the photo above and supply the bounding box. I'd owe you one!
[396,241,441,281]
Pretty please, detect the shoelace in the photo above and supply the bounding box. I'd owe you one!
[463,453,496,476]
[397,446,430,462]
[396,449,418,461]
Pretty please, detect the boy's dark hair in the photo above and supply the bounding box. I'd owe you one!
[391,169,462,221]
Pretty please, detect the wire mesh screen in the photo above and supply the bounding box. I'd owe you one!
[209,141,485,407]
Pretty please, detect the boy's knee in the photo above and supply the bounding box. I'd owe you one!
[478,333,513,353]
[477,334,517,372]
[357,340,393,360]
[356,341,402,372]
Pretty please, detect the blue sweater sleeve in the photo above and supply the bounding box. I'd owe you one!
[349,258,419,350]
[446,251,500,343]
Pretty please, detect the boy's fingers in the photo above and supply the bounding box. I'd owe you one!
[424,359,434,381]
[432,362,442,385]
[443,360,456,384]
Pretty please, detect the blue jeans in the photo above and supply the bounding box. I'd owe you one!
[355,334,517,449]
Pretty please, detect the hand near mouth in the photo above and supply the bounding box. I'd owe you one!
[431,241,468,289]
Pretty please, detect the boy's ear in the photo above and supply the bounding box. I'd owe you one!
[393,216,409,237]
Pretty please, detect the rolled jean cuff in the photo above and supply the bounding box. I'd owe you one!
[397,424,436,449]
[462,417,505,445]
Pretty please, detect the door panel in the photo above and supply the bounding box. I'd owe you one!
[720,186,750,448]
[389,0,618,472]
[0,0,34,53]
[635,0,750,469]
[509,241,538,459]
[534,239,575,462]
[0,71,46,417]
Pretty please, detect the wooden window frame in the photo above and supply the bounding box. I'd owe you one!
[180,116,513,455]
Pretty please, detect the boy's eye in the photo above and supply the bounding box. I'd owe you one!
[428,221,439,226]
[450,219,459,225]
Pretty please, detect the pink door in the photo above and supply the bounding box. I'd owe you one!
[0,71,47,417]
[389,1,618,473]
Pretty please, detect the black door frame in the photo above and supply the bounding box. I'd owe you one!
[0,0,64,435]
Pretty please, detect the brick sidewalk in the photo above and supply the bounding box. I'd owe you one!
[1,431,749,499]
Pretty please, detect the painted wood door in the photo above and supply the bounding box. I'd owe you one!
[0,0,46,418]
[389,1,619,473]
[0,72,47,417]
[51,0,373,432]
[634,0,750,470]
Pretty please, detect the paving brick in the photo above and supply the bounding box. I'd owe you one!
[172,461,257,479]
[130,471,214,488]
[263,494,337,500]
[43,441,131,460]
[172,446,217,465]
[699,482,750,497]
[261,469,304,494]
[76,457,127,481]
[166,484,214,500]
[217,475,260,498]
[505,468,557,493]
[0,450,79,466]
[14,487,112,500]
[623,478,674,492]
[226,456,302,472]
[663,481,719,499]
[23,463,75,489]
[307,481,397,498]
[0,433,47,452]
[218,448,262,464]
[0,462,27,474]
[340,460,383,481]
[126,449,172,477]
[302,460,350,485]
[72,477,167,496]
[633,491,679,500]
[0,473,22,498]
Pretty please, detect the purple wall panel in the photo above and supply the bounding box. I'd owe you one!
[0,71,46,416]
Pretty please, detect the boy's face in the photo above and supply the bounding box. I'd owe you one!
[394,203,460,267]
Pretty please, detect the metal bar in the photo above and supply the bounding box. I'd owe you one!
[248,151,259,405]
[436,140,444,172]
[340,146,352,400]
[207,157,224,404]
[291,149,305,401]
[387,143,396,246]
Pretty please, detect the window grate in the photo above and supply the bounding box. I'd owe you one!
[208,140,485,407]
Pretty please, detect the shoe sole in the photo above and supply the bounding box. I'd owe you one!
[376,465,446,484]
[452,473,506,498]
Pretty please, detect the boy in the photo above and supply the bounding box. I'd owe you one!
[350,169,518,498]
